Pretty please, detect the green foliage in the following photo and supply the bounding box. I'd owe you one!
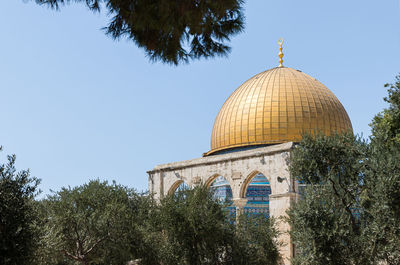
[32,181,280,265]
[0,146,40,265]
[36,180,148,265]
[33,0,245,65]
[361,143,400,265]
[289,132,367,231]
[141,185,279,265]
[288,133,368,265]
[289,75,400,265]
[362,74,400,265]
[371,74,400,144]
[236,214,280,265]
[143,185,237,265]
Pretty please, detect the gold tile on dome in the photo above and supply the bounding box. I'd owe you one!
[270,135,280,141]
[271,128,279,134]
[280,123,288,128]
[263,127,271,133]
[208,67,352,154]
[271,116,279,123]
[288,128,299,134]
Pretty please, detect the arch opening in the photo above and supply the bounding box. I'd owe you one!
[208,175,235,217]
[208,175,233,202]
[243,173,271,217]
[168,180,190,195]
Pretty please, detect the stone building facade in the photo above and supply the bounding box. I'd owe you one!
[148,142,298,264]
[147,44,352,264]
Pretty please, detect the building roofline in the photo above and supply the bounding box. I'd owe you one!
[147,142,294,174]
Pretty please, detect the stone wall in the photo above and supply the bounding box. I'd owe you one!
[147,142,299,265]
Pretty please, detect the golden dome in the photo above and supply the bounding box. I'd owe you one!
[206,67,352,156]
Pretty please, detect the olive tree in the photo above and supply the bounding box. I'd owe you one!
[36,180,149,265]
[287,74,400,265]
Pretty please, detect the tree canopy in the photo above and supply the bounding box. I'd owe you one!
[141,185,280,265]
[288,74,400,265]
[235,214,280,265]
[288,132,369,265]
[32,0,245,65]
[363,74,400,264]
[32,182,280,265]
[0,147,40,265]
[35,180,150,265]
[371,74,400,145]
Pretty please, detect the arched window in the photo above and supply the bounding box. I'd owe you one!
[209,175,232,202]
[168,180,190,195]
[243,173,271,217]
[175,181,189,193]
[208,175,235,216]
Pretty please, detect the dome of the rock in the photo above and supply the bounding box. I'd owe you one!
[205,66,352,156]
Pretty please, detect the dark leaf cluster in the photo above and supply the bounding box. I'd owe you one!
[0,147,40,265]
[33,0,245,64]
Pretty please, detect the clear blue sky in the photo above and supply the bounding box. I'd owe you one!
[0,0,399,195]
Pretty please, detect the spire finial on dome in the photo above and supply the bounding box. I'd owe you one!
[278,38,284,67]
